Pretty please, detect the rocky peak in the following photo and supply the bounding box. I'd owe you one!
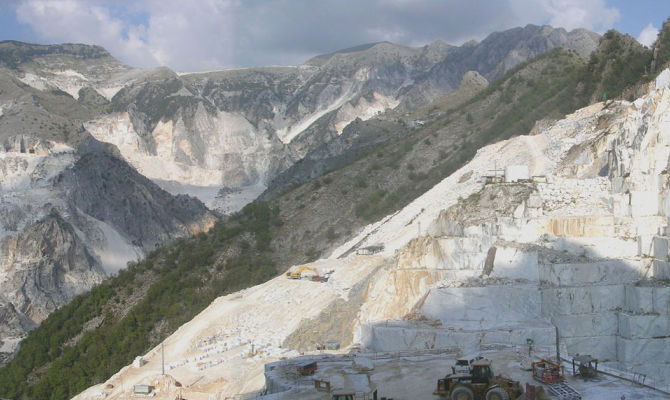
[1,209,106,324]
[458,70,488,89]
[0,40,116,69]
[465,24,599,81]
[304,41,394,66]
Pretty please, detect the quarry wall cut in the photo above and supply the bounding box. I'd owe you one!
[352,75,670,386]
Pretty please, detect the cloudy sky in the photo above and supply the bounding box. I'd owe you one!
[0,0,668,72]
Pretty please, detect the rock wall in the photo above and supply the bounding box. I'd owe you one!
[0,140,216,364]
[352,79,670,386]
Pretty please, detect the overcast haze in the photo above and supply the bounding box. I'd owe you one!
[0,0,669,72]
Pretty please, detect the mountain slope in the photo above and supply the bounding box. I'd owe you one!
[0,42,609,399]
[0,52,217,365]
[0,25,603,372]
[398,25,599,109]
[70,25,597,213]
[73,66,670,400]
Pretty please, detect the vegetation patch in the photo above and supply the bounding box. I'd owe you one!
[0,202,280,400]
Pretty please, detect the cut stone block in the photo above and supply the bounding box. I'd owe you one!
[551,313,618,337]
[491,247,539,281]
[421,285,541,328]
[540,216,615,237]
[618,312,670,339]
[635,217,664,235]
[653,236,669,261]
[638,234,654,257]
[653,260,670,280]
[630,191,659,217]
[540,261,644,287]
[498,219,541,243]
[396,236,493,271]
[546,236,638,259]
[563,336,617,361]
[653,286,670,315]
[661,191,670,217]
[617,337,670,364]
[541,285,625,315]
[359,322,556,353]
[625,285,654,314]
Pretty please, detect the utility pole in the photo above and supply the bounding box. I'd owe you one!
[162,343,165,376]
[555,326,561,364]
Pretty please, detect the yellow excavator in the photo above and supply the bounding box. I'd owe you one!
[286,266,319,279]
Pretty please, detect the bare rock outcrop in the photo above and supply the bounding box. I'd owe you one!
[1,210,105,324]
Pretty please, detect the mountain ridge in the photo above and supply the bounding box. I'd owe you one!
[0,40,620,398]
[5,22,656,398]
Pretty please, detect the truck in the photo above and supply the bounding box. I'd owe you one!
[434,358,523,400]
[297,361,318,376]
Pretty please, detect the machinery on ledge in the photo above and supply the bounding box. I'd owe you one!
[571,355,598,379]
[531,359,581,400]
[434,358,523,400]
[532,359,565,384]
[285,266,333,282]
[331,389,378,400]
[286,266,319,279]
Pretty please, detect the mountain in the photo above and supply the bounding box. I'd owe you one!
[71,63,670,400]
[0,24,626,397]
[62,25,598,214]
[0,46,217,365]
[0,25,601,369]
[399,25,599,109]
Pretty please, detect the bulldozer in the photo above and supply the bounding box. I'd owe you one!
[434,358,523,400]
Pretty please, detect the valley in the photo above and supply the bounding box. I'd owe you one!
[0,16,670,400]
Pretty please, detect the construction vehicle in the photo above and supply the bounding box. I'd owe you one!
[452,359,472,375]
[434,358,523,400]
[297,361,318,376]
[286,266,319,279]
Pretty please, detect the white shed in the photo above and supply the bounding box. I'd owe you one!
[133,384,153,395]
[505,165,530,182]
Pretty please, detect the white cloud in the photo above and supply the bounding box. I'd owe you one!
[16,0,158,67]
[136,0,236,71]
[638,23,659,48]
[11,0,621,71]
[15,0,239,71]
[542,0,620,32]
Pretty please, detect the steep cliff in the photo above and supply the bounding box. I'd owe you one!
[0,52,217,364]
